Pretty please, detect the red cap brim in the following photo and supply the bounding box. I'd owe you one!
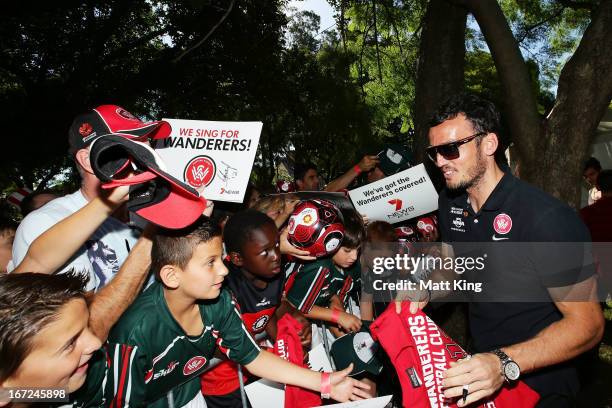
[135,188,206,229]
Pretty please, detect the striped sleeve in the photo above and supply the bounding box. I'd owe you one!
[102,342,147,407]
[286,264,329,313]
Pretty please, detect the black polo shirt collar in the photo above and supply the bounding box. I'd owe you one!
[449,171,516,216]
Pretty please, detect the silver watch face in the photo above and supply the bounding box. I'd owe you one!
[504,361,520,381]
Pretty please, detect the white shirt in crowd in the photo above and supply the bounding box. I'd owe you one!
[9,190,140,292]
[588,186,602,206]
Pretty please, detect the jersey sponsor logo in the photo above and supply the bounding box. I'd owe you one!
[406,367,422,388]
[450,206,463,215]
[493,213,512,235]
[252,315,270,332]
[183,356,207,375]
[255,297,271,307]
[184,156,216,188]
[451,217,465,232]
[492,235,509,241]
[145,360,180,383]
[452,217,465,229]
[276,339,289,360]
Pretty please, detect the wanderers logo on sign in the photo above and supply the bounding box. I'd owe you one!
[184,155,216,188]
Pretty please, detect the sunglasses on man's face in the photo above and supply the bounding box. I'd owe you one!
[426,132,486,162]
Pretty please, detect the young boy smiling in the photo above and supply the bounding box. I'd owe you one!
[74,216,368,407]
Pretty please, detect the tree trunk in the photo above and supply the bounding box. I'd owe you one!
[539,0,612,206]
[413,0,468,167]
[466,0,612,207]
[464,0,541,185]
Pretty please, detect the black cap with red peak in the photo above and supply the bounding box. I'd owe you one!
[90,134,206,229]
[68,104,171,154]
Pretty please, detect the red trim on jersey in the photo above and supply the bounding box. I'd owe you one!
[112,344,134,408]
[300,268,327,313]
[338,275,353,303]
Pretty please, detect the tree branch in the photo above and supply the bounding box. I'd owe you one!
[172,0,236,63]
[516,6,565,43]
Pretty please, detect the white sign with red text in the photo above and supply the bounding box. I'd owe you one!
[153,118,262,202]
[348,164,438,224]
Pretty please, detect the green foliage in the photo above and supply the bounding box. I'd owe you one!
[337,0,426,141]
[497,0,592,91]
[465,50,554,116]
[0,0,376,193]
[0,0,603,195]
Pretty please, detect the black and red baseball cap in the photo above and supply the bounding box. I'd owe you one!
[90,134,206,229]
[68,104,171,155]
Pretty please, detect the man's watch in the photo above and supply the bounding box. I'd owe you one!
[491,349,520,382]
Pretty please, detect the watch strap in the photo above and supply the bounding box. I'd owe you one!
[491,348,518,382]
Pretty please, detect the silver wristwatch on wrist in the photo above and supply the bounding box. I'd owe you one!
[491,349,520,382]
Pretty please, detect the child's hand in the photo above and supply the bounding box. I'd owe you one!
[280,228,316,261]
[329,363,371,401]
[338,312,362,332]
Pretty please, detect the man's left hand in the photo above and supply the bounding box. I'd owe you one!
[442,353,503,407]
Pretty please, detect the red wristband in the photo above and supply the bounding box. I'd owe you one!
[330,309,341,324]
[321,372,332,399]
[353,164,362,175]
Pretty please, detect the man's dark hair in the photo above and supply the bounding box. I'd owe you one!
[340,210,365,249]
[429,93,502,141]
[597,170,612,193]
[294,162,317,183]
[0,271,89,382]
[151,216,221,280]
[583,157,602,173]
[223,209,276,255]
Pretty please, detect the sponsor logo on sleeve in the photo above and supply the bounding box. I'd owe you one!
[183,356,207,375]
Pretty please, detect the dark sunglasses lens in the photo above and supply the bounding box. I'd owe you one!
[427,143,460,161]
[439,143,460,160]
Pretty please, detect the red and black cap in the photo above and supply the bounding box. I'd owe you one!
[68,104,171,155]
[90,134,205,229]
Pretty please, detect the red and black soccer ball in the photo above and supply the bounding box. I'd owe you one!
[287,199,344,258]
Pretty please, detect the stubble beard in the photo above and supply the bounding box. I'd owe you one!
[446,150,487,193]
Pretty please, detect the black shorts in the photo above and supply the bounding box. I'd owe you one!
[203,388,252,408]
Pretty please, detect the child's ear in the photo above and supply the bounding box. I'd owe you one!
[229,251,244,267]
[159,265,180,289]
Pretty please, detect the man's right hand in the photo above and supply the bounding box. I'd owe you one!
[102,184,130,207]
[357,155,380,173]
[394,290,430,314]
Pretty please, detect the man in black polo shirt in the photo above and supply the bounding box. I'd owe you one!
[421,94,604,407]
